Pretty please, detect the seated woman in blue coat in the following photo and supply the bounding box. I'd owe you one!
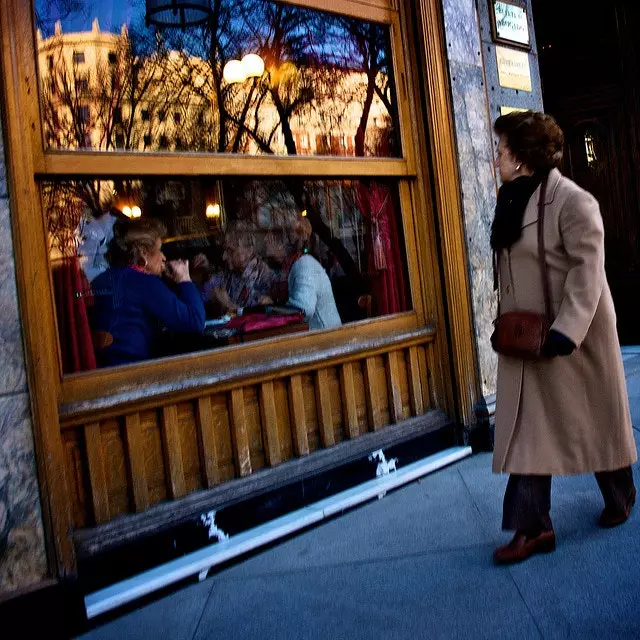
[90,218,205,367]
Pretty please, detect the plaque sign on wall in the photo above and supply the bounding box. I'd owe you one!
[490,0,531,50]
[500,106,528,116]
[495,46,532,92]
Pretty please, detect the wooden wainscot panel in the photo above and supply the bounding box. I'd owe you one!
[327,367,345,444]
[140,413,168,507]
[340,363,360,439]
[288,375,310,457]
[407,346,425,416]
[102,419,130,518]
[301,373,320,453]
[124,413,150,512]
[396,350,413,421]
[176,402,203,495]
[259,381,283,467]
[83,423,110,525]
[314,368,336,448]
[63,429,90,530]
[210,394,236,482]
[195,396,223,488]
[160,405,187,500]
[228,388,252,477]
[352,361,370,436]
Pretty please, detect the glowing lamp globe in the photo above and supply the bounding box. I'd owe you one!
[223,60,246,84]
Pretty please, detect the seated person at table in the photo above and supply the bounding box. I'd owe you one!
[203,222,275,315]
[276,218,342,331]
[90,218,205,366]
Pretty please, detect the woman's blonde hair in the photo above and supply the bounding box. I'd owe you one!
[107,218,167,268]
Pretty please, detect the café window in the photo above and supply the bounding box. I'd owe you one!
[33,0,419,377]
[36,0,400,157]
[42,176,411,373]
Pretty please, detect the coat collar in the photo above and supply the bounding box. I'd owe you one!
[521,168,562,227]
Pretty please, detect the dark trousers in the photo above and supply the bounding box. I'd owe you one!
[502,467,635,534]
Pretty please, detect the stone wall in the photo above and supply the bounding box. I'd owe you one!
[442,0,543,396]
[0,111,48,594]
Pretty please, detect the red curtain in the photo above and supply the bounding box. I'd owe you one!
[357,182,409,316]
[52,257,97,373]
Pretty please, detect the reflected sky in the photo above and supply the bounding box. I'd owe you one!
[36,0,143,36]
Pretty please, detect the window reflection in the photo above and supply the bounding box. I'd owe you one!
[41,177,411,372]
[35,0,400,157]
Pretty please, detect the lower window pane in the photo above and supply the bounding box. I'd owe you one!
[40,177,412,373]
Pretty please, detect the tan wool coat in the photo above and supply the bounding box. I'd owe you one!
[493,169,637,475]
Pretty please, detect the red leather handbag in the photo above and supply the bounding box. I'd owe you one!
[491,175,552,360]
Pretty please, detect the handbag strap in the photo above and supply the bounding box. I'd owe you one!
[537,173,552,323]
[493,172,552,322]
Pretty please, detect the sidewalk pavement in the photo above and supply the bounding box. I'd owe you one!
[81,352,640,640]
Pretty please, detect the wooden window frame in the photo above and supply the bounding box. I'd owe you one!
[0,0,480,577]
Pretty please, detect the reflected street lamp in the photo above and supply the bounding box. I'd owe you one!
[146,0,213,29]
[223,53,265,84]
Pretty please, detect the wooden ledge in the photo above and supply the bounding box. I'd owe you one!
[60,326,436,424]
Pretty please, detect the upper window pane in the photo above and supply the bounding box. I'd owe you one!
[35,0,401,157]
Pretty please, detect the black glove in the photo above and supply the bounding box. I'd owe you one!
[541,329,576,358]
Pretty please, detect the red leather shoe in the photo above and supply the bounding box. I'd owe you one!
[599,487,636,528]
[493,530,556,565]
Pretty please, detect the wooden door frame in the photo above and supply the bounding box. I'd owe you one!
[0,0,480,578]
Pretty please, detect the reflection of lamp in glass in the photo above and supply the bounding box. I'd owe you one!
[301,209,307,217]
[145,0,213,28]
[206,203,221,218]
[131,206,142,218]
[122,205,132,218]
[242,53,264,78]
[223,60,246,84]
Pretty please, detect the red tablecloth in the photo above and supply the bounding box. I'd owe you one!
[225,312,305,333]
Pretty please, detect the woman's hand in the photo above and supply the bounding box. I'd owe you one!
[541,329,576,358]
[209,287,237,313]
[167,259,191,284]
[258,295,274,305]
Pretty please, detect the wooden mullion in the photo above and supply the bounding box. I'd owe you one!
[229,389,252,477]
[315,369,335,448]
[340,363,360,439]
[124,414,149,512]
[289,375,310,456]
[161,405,187,499]
[259,382,282,466]
[195,396,222,488]
[84,422,110,524]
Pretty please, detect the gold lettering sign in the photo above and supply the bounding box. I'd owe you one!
[500,106,528,116]
[495,46,532,92]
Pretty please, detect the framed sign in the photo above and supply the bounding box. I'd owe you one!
[496,46,532,92]
[489,0,531,50]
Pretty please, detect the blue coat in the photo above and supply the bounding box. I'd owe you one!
[91,267,205,366]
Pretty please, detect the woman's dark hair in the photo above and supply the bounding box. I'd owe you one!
[106,218,167,268]
[494,111,564,171]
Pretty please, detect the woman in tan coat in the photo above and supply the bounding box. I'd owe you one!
[491,111,637,565]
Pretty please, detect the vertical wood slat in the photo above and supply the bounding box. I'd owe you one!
[124,413,150,512]
[289,375,310,456]
[84,422,110,524]
[363,357,384,431]
[315,369,335,448]
[229,388,252,477]
[386,351,404,424]
[407,347,425,416]
[340,363,360,439]
[259,382,282,466]
[161,405,187,499]
[418,346,432,410]
[196,396,222,488]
